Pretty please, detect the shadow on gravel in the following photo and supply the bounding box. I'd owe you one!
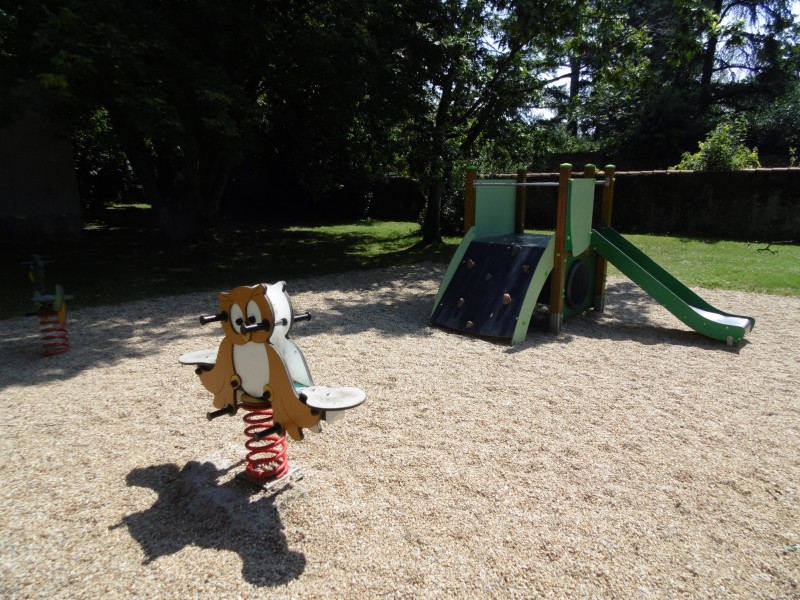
[500,279,751,353]
[111,461,306,587]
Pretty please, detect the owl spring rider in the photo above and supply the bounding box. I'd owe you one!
[179,282,366,486]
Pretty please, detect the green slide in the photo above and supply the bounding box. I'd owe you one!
[591,226,755,345]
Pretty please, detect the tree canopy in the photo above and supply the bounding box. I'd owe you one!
[2,0,797,242]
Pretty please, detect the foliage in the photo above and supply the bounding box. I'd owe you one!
[16,0,279,240]
[393,0,577,242]
[745,79,800,154]
[71,108,139,209]
[582,0,799,162]
[538,0,652,141]
[671,119,761,171]
[2,0,799,243]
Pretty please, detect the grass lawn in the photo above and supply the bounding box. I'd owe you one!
[1,209,459,320]
[2,206,797,321]
[604,233,799,297]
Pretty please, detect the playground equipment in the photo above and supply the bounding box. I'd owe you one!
[22,254,73,356]
[180,282,365,487]
[431,163,755,346]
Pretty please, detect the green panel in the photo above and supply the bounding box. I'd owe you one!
[431,226,477,316]
[512,236,555,345]
[474,180,516,238]
[591,227,755,343]
[567,179,595,255]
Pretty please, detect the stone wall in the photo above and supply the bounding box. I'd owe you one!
[523,169,800,242]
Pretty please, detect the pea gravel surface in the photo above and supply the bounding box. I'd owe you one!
[1,263,798,599]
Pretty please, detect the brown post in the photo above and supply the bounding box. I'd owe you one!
[515,167,527,234]
[583,163,596,179]
[594,164,616,311]
[550,163,571,333]
[464,166,478,233]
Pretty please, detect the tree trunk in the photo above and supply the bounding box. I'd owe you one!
[422,178,443,244]
[420,75,453,245]
[700,0,724,110]
[568,55,582,136]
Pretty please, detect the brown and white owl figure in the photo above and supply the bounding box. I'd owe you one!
[197,283,321,440]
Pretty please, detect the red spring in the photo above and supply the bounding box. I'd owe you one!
[240,402,290,483]
[39,311,69,356]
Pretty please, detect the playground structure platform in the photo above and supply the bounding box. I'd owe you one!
[431,164,755,346]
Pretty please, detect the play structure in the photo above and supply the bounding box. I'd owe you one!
[22,254,73,356]
[431,163,755,346]
[180,282,365,487]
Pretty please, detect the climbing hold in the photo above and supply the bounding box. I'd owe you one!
[466,259,475,269]
[522,264,531,273]
[503,293,511,305]
[465,320,474,329]
[484,273,493,282]
[457,298,465,308]
[511,244,521,256]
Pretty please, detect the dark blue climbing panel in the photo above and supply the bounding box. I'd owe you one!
[431,234,551,339]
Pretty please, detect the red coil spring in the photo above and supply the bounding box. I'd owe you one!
[240,402,289,482]
[39,311,69,356]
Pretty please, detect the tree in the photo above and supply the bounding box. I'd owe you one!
[23,0,281,241]
[671,118,760,170]
[253,0,427,218]
[617,0,798,160]
[536,0,651,141]
[7,0,417,239]
[389,0,574,243]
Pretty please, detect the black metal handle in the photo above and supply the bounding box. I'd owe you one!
[240,319,271,334]
[200,312,228,325]
[274,313,312,327]
[207,405,235,420]
[253,424,284,440]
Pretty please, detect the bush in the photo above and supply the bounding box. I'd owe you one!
[672,119,761,171]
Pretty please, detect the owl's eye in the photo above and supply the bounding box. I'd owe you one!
[246,300,262,325]
[230,304,244,330]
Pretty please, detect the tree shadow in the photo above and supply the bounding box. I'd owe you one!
[0,262,750,395]
[0,293,226,391]
[0,218,456,321]
[110,460,306,587]
[287,270,751,353]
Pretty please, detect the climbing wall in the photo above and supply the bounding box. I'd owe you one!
[431,234,551,339]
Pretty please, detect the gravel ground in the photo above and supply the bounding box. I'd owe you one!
[1,263,798,599]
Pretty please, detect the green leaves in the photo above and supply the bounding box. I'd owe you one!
[672,119,761,170]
